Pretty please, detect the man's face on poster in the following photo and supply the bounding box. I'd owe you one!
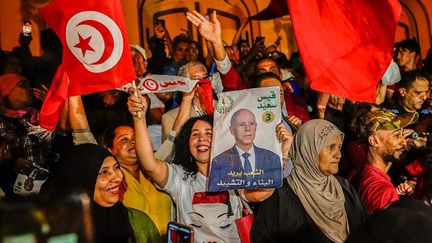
[230,109,257,149]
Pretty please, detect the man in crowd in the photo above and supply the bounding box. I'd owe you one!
[354,109,418,214]
[390,70,430,118]
[396,39,422,72]
[0,74,53,196]
[161,61,213,141]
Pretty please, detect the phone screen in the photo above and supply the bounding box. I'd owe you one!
[22,21,32,36]
[167,222,193,243]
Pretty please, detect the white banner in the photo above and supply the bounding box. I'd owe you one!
[208,87,283,191]
[118,75,199,93]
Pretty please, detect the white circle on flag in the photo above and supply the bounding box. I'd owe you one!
[66,11,123,73]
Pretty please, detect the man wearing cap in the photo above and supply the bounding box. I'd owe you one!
[130,44,149,78]
[0,73,53,197]
[354,109,418,214]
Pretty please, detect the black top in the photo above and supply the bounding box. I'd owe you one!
[43,144,134,243]
[251,176,368,243]
[346,199,432,243]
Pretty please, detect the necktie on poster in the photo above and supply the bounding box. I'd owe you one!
[208,86,283,191]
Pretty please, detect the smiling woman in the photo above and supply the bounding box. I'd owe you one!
[42,144,161,243]
[129,90,245,242]
[43,144,134,242]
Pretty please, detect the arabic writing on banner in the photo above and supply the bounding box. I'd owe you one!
[208,87,283,191]
[118,75,199,93]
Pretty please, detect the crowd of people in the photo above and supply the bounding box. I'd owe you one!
[0,9,432,243]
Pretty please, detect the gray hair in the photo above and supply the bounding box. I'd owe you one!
[177,61,207,78]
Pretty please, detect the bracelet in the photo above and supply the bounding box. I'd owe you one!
[168,131,176,142]
[282,156,290,163]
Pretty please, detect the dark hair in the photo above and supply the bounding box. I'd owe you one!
[397,39,420,54]
[172,34,191,51]
[252,72,281,88]
[237,39,249,51]
[400,70,431,90]
[256,55,280,70]
[172,115,213,180]
[100,122,134,149]
[189,40,203,60]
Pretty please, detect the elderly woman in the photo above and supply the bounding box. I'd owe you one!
[251,119,368,243]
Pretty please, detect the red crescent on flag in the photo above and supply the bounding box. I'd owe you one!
[76,19,115,65]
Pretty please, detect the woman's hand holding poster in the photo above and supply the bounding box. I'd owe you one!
[208,87,282,191]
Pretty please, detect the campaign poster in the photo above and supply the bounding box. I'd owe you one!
[208,86,282,191]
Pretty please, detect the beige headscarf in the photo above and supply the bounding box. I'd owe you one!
[287,119,349,243]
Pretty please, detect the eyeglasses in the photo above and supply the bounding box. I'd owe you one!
[192,74,213,81]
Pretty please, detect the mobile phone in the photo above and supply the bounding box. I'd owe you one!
[22,21,32,36]
[167,221,194,243]
[154,18,165,27]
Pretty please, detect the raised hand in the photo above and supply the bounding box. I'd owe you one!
[33,84,48,102]
[287,115,302,128]
[186,10,222,45]
[276,123,293,159]
[154,23,167,39]
[127,87,149,119]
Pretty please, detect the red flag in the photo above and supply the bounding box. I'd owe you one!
[287,0,401,103]
[38,0,136,130]
[197,80,214,115]
[39,65,69,131]
[41,0,135,96]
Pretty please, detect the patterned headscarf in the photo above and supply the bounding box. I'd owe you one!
[287,119,348,243]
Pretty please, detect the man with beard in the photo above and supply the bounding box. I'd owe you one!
[354,109,418,214]
[390,70,430,118]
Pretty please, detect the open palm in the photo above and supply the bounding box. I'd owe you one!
[186,10,221,44]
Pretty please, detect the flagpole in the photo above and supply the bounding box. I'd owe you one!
[131,80,142,119]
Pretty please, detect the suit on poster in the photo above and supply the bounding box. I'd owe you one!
[209,108,281,191]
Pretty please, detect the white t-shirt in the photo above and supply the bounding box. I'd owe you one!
[163,163,242,243]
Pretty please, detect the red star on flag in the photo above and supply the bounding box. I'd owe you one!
[74,33,95,57]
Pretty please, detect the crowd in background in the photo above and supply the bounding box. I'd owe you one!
[0,9,432,243]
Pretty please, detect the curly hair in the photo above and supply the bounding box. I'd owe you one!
[172,115,213,180]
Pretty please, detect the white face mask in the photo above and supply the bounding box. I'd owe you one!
[381,60,401,85]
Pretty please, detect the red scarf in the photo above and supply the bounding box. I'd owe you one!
[0,100,39,124]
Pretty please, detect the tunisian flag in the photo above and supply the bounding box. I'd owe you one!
[38,0,136,130]
[288,0,401,102]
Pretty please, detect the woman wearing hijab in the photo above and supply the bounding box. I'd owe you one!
[45,144,161,243]
[251,119,368,243]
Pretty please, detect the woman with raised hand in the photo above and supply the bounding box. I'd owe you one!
[128,88,292,242]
